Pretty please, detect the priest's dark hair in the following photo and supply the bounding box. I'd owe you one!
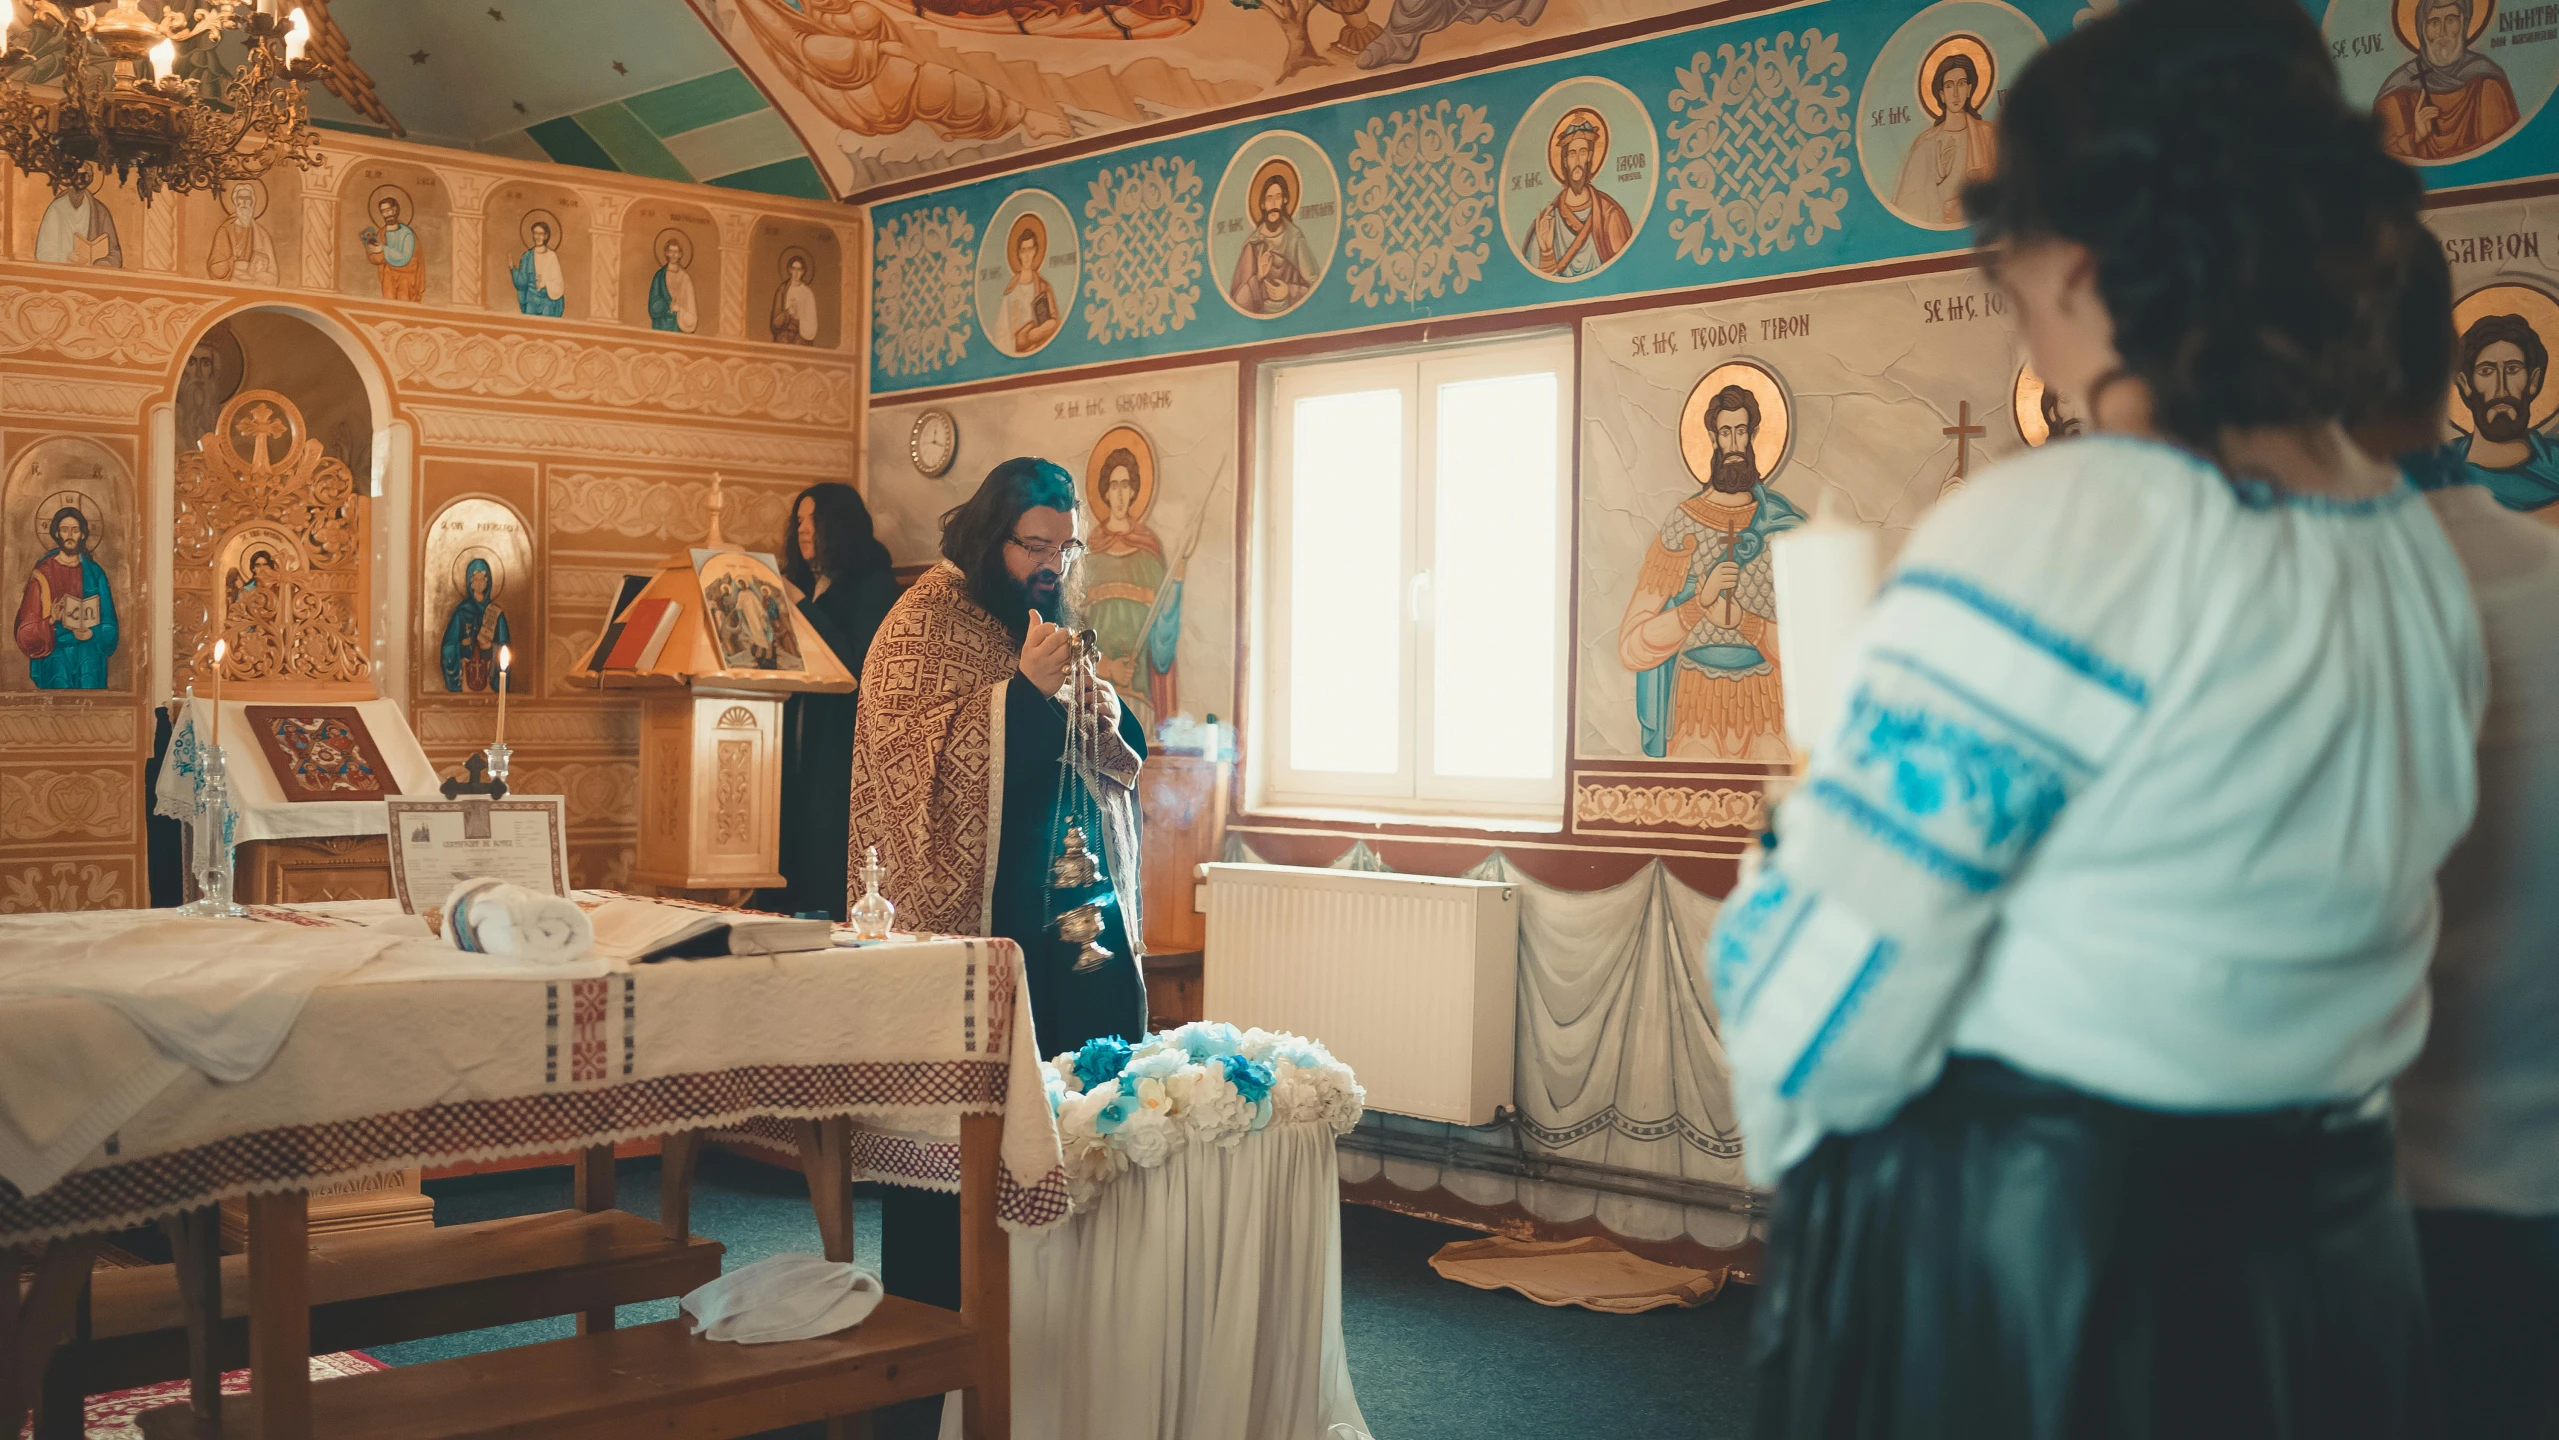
[1961,0,2429,453]
[780,481,891,597]
[941,455,1077,622]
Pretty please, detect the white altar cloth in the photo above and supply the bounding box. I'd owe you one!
[154,697,441,843]
[941,1121,1372,1440]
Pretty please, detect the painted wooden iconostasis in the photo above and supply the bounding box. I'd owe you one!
[0,131,863,911]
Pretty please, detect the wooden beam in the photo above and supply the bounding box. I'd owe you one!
[1,1238,104,1440]
[246,1191,310,1440]
[958,1112,1010,1440]
[163,1205,224,1434]
[658,1130,702,1244]
[571,1145,618,1334]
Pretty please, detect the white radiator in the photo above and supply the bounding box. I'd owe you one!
[1197,862,1518,1126]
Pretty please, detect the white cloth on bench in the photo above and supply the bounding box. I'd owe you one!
[682,1252,886,1343]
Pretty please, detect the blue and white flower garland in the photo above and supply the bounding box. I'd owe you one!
[1045,1022,1366,1210]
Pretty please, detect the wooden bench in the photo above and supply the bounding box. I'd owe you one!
[128,1118,1013,1439]
[65,1207,722,1396]
[31,1134,712,1439]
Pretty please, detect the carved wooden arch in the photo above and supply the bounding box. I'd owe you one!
[174,389,373,697]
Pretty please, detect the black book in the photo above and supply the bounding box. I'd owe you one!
[583,575,653,673]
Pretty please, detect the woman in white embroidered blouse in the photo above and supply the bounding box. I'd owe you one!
[1717,2,2483,1435]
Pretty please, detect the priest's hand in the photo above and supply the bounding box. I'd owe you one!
[1080,672,1123,735]
[1022,614,1074,694]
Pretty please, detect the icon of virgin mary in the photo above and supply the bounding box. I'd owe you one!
[440,556,509,692]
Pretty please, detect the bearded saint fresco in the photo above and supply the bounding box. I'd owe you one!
[2375,0,2520,162]
[1619,378,1803,760]
[1228,164,1319,316]
[14,506,118,690]
[2414,310,2559,514]
[1519,110,1631,278]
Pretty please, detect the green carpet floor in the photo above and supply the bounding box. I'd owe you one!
[368,1151,1759,1438]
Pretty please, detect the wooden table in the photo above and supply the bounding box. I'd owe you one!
[1,916,1065,1440]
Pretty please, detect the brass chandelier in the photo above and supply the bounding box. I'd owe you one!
[0,0,326,203]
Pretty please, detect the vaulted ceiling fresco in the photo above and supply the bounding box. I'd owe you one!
[284,0,1674,201]
[297,0,830,198]
[688,0,1664,198]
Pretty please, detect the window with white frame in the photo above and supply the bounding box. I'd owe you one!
[1255,331,1572,818]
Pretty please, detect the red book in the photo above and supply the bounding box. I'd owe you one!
[602,599,681,670]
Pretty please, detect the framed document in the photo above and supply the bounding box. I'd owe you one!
[385,794,572,915]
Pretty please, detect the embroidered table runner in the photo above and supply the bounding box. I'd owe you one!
[0,918,1067,1248]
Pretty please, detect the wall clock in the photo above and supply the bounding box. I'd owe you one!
[909,409,957,478]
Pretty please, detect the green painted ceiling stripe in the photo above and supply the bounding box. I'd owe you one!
[566,101,695,183]
[525,115,621,175]
[624,69,771,138]
[709,156,831,201]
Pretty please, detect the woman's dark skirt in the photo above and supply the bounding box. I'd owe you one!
[1753,1058,2435,1440]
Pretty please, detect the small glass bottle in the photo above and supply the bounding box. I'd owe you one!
[850,844,896,940]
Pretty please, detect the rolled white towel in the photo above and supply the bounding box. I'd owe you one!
[681,1253,885,1343]
[440,878,594,963]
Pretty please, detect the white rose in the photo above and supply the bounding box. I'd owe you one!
[1113,1105,1179,1168]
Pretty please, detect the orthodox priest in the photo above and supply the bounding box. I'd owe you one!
[848,457,1149,1372]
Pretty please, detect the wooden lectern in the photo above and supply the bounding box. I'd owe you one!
[572,479,853,899]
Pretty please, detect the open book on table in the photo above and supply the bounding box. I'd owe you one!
[585,897,833,963]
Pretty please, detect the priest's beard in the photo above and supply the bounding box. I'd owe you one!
[977,561,1065,641]
[2466,388,2534,444]
[1710,447,1761,494]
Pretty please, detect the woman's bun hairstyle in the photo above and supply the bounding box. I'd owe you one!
[1964,0,2430,450]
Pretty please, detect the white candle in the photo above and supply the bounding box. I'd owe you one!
[1768,512,1880,763]
[496,645,511,746]
[283,7,309,62]
[147,35,175,78]
[209,639,226,750]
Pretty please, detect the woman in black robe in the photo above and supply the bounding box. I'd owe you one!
[754,483,898,919]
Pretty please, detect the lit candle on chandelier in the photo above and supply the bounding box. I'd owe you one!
[496,645,510,746]
[283,7,310,62]
[147,35,175,79]
[209,639,226,750]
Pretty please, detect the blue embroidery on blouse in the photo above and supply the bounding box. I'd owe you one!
[1732,898,1814,1022]
[1709,874,1792,1002]
[1867,648,2099,774]
[1835,688,2073,862]
[1887,569,2149,705]
[2219,473,2420,515]
[1777,937,1899,1099]
[1804,778,2003,893]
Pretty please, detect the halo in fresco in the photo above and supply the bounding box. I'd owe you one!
[1500,77,1659,284]
[1857,0,2046,231]
[1209,130,1342,321]
[1680,361,1791,483]
[2324,0,2559,166]
[975,188,1079,359]
[2448,281,2559,433]
[2013,363,2087,447]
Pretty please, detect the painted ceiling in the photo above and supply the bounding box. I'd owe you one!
[299,0,830,198]
[285,0,1664,202]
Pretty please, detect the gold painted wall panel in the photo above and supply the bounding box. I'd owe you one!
[0,128,861,910]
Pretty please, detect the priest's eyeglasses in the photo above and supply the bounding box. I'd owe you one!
[1007,535,1086,565]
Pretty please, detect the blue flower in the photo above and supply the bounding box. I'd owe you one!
[1249,1095,1273,1132]
[1221,1054,1274,1106]
[1180,1022,1245,1061]
[1073,1037,1134,1091]
[1094,1090,1133,1135]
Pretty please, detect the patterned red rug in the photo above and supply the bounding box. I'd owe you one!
[18,1352,386,1440]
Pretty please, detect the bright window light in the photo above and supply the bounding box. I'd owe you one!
[1433,370,1559,780]
[1288,387,1403,775]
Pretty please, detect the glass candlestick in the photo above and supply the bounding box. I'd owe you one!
[850,845,896,940]
[483,740,512,793]
[177,743,246,918]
